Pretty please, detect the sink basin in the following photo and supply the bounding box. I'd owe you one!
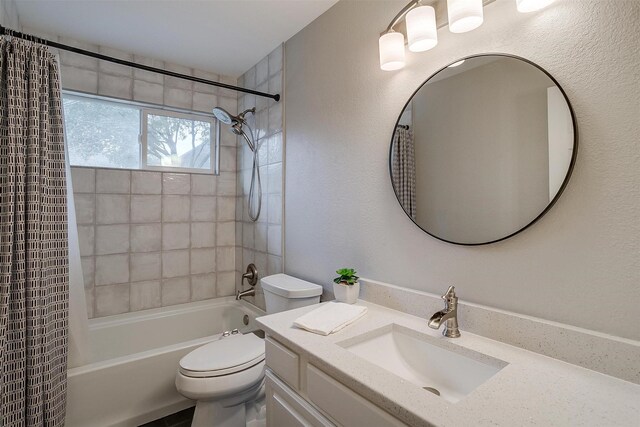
[338,324,507,403]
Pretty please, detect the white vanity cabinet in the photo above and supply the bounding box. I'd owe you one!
[265,336,407,427]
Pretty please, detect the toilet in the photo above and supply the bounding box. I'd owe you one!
[175,274,322,427]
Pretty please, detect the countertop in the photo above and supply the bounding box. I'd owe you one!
[256,301,640,427]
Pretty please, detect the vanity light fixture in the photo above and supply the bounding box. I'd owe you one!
[379,31,406,71]
[516,0,555,13]
[447,0,484,33]
[378,0,482,71]
[406,5,438,52]
[379,0,554,71]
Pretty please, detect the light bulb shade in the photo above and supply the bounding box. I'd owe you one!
[447,0,484,33]
[516,0,555,13]
[379,32,406,71]
[406,5,438,52]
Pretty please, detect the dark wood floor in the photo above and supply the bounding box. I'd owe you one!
[139,406,195,427]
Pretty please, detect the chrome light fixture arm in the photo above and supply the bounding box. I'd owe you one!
[383,0,421,35]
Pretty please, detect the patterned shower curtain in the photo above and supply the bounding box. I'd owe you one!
[391,127,417,219]
[0,38,69,426]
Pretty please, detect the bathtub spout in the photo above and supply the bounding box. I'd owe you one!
[236,288,255,300]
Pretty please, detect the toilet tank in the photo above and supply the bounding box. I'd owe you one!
[261,274,322,314]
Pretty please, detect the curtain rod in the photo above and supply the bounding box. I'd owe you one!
[0,25,280,102]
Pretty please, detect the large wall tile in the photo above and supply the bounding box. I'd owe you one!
[96,194,130,224]
[216,221,235,247]
[61,66,98,93]
[130,281,161,311]
[191,196,217,222]
[132,171,162,194]
[191,274,216,301]
[81,256,95,288]
[95,224,129,255]
[163,173,191,194]
[216,172,236,196]
[216,247,235,272]
[77,225,95,257]
[133,79,163,105]
[162,250,190,278]
[163,195,191,222]
[71,167,95,193]
[191,248,216,275]
[131,224,161,252]
[162,223,190,250]
[131,252,161,282]
[131,195,161,223]
[98,73,132,99]
[95,254,129,286]
[96,169,130,193]
[267,225,282,256]
[96,284,130,317]
[217,272,236,297]
[217,197,236,222]
[74,194,95,225]
[161,277,190,306]
[191,223,216,248]
[191,175,216,195]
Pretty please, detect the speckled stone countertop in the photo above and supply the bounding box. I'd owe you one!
[257,301,640,427]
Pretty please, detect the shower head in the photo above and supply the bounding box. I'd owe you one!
[213,106,257,152]
[212,107,236,125]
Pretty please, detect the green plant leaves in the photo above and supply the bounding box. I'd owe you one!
[333,268,359,285]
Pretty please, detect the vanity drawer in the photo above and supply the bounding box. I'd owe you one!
[266,336,300,389]
[266,369,334,427]
[306,365,406,427]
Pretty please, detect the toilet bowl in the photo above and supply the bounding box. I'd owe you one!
[176,274,322,426]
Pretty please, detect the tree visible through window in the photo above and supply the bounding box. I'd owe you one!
[145,112,212,170]
[63,93,216,173]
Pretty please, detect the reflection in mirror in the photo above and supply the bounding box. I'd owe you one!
[390,55,576,245]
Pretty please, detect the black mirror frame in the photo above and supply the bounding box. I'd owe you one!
[388,53,579,246]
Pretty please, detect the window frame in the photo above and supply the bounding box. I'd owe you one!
[62,90,220,175]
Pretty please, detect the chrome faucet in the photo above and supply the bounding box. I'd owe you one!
[428,286,460,338]
[236,264,258,301]
[236,287,255,300]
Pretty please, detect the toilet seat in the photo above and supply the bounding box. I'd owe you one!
[179,333,265,378]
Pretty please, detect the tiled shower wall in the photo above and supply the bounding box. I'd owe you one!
[21,26,240,317]
[71,168,238,318]
[235,45,285,309]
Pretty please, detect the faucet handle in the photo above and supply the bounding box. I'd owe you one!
[442,286,457,301]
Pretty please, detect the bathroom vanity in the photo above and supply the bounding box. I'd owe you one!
[257,301,640,427]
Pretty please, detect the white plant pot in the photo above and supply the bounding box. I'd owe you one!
[333,281,360,304]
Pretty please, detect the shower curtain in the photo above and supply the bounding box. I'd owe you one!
[391,127,417,219]
[0,38,69,426]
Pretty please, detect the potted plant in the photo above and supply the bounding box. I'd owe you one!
[333,268,360,304]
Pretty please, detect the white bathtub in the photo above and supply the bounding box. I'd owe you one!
[66,297,265,427]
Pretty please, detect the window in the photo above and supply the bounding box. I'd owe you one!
[143,110,213,172]
[63,92,217,173]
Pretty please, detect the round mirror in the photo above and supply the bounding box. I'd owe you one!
[390,54,577,245]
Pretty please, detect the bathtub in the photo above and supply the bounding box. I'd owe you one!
[66,297,265,427]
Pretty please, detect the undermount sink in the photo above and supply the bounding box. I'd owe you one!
[338,324,507,403]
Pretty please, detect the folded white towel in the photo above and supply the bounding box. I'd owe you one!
[293,302,368,336]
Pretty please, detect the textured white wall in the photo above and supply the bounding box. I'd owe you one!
[284,0,640,340]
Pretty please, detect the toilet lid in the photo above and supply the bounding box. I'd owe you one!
[179,333,265,378]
